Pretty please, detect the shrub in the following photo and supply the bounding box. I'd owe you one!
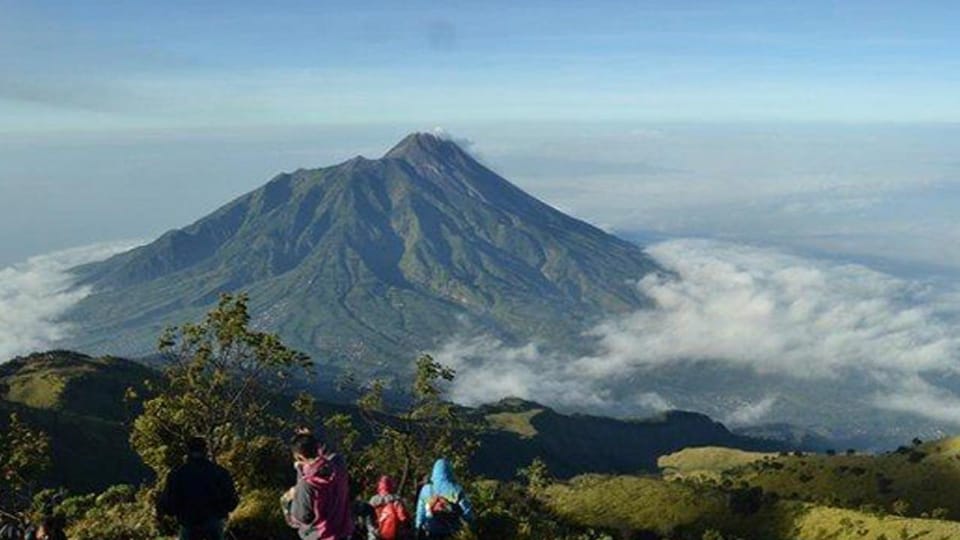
[227,488,294,540]
[67,486,161,540]
[891,499,911,517]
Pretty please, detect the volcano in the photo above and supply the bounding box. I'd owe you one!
[65,133,660,375]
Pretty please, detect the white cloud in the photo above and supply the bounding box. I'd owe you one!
[725,396,778,427]
[430,126,483,160]
[435,239,960,426]
[577,239,958,379]
[874,377,960,426]
[0,241,140,361]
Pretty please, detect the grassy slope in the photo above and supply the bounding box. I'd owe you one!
[662,440,960,519]
[0,351,159,492]
[1,351,158,421]
[544,474,960,540]
[545,475,732,537]
[659,447,776,481]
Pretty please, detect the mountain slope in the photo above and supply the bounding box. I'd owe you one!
[64,133,659,374]
[0,351,156,492]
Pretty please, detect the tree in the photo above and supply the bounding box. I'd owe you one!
[0,413,51,517]
[130,293,312,489]
[517,458,551,494]
[353,354,478,499]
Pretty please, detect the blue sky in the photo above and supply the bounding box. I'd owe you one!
[0,1,958,273]
[3,0,960,130]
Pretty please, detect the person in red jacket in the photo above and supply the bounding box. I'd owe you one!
[368,476,410,540]
[284,432,354,540]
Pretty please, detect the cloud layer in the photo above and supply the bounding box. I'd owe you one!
[435,239,960,426]
[0,241,139,361]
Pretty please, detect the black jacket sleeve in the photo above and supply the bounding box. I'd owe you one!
[217,466,240,516]
[156,469,179,517]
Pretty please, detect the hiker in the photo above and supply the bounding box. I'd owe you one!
[415,459,472,539]
[285,430,353,540]
[350,501,378,540]
[369,476,410,540]
[156,436,239,540]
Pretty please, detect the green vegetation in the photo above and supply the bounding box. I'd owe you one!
[131,292,310,481]
[5,296,960,538]
[662,440,960,520]
[659,447,776,481]
[0,412,51,516]
[545,474,731,537]
[485,407,543,438]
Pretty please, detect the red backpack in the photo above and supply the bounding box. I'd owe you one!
[374,499,409,540]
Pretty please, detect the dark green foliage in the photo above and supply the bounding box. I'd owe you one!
[130,293,311,483]
[474,401,784,479]
[728,486,764,516]
[347,354,479,500]
[0,413,51,515]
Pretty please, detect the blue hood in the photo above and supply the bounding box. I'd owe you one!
[429,458,461,498]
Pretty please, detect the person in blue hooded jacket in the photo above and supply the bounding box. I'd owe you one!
[415,459,473,539]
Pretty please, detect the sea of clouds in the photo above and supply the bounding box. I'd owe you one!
[435,239,960,426]
[2,237,958,429]
[0,241,140,360]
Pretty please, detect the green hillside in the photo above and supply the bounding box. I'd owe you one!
[0,351,157,493]
[473,398,785,479]
[662,440,960,520]
[1,350,158,421]
[543,473,960,540]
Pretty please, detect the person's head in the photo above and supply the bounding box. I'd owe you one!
[186,436,208,459]
[430,458,461,495]
[377,475,396,496]
[290,433,319,464]
[431,458,454,482]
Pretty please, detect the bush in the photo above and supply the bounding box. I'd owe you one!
[228,488,295,540]
[67,486,161,540]
[891,499,911,517]
[930,507,949,520]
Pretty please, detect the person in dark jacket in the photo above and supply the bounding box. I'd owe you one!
[350,501,378,540]
[285,431,353,540]
[157,437,239,540]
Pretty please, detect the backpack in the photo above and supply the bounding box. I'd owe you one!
[426,490,462,532]
[374,499,408,540]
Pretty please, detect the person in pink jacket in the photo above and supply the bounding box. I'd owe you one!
[284,432,354,540]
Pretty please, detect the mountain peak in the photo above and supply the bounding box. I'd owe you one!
[68,132,659,370]
[383,131,470,163]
